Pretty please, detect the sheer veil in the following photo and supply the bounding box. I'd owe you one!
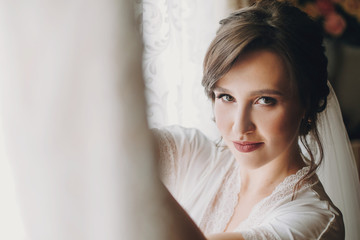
[301,83,360,239]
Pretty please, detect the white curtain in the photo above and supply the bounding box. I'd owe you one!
[139,0,229,140]
[0,1,166,239]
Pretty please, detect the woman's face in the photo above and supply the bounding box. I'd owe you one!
[213,50,304,169]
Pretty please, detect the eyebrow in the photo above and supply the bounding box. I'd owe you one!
[213,86,284,96]
[213,86,231,94]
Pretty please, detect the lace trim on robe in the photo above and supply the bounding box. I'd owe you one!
[200,165,319,237]
[199,161,241,235]
[236,166,318,231]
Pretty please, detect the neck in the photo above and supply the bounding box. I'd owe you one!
[239,150,304,195]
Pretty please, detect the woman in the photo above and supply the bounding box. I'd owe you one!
[154,0,350,239]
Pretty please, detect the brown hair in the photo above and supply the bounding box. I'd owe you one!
[202,0,330,189]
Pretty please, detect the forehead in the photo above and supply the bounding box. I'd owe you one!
[216,49,294,94]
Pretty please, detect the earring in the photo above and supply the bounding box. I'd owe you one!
[307,118,312,126]
[300,117,312,135]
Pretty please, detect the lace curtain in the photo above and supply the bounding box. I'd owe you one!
[138,0,230,140]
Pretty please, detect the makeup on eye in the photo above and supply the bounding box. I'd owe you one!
[214,92,278,106]
[255,96,277,106]
[215,93,235,102]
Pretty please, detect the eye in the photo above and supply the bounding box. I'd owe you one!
[255,96,277,106]
[216,93,235,103]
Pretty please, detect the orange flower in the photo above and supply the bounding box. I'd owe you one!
[324,12,347,36]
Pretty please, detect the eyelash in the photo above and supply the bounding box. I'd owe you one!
[216,94,234,102]
[215,94,277,106]
[255,96,277,106]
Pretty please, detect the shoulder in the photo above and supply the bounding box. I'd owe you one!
[268,180,344,239]
[239,172,344,240]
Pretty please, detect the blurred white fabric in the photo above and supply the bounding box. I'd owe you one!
[0,1,162,239]
[0,113,26,240]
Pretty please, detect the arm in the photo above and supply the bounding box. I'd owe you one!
[158,182,207,240]
[153,128,244,240]
[151,128,207,240]
[207,233,244,240]
[153,126,248,240]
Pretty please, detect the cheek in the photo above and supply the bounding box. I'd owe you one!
[214,104,231,134]
[257,113,283,136]
[258,108,302,142]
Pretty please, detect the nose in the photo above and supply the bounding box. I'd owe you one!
[232,104,255,135]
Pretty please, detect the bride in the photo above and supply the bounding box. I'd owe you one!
[152,0,359,239]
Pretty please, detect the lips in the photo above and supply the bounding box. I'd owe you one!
[232,141,264,153]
